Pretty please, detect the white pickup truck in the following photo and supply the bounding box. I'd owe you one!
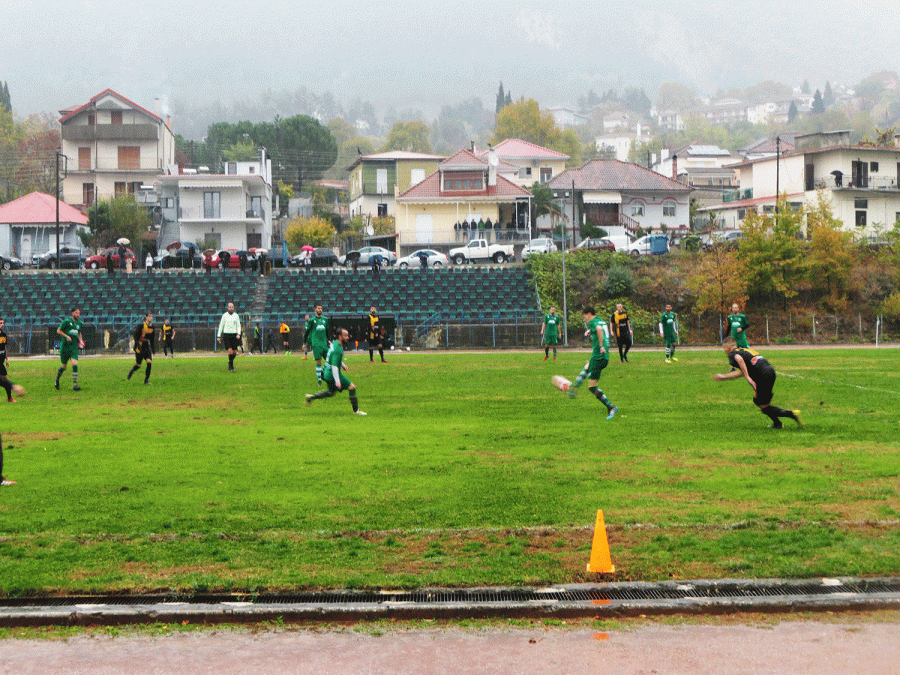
[449,239,515,265]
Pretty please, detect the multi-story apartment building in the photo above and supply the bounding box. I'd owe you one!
[59,89,176,209]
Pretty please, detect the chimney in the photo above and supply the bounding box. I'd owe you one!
[470,140,475,153]
[487,146,497,187]
[672,153,678,181]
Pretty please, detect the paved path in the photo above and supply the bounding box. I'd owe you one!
[2,619,899,674]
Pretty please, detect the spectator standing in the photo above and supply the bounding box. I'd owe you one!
[145,252,153,274]
[304,249,313,272]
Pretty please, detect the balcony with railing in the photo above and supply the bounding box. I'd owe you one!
[811,175,900,191]
[61,124,159,142]
[723,187,753,203]
[178,206,266,221]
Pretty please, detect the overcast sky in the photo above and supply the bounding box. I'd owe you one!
[3,0,897,133]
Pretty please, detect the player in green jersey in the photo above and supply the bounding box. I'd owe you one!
[55,307,84,391]
[305,304,332,384]
[659,304,679,363]
[541,307,562,361]
[725,303,750,349]
[305,327,366,415]
[568,306,617,420]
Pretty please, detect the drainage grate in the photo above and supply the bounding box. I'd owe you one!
[4,578,900,608]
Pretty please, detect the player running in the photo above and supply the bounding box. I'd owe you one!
[55,307,84,391]
[541,306,562,361]
[567,306,617,420]
[128,313,156,384]
[305,304,332,385]
[659,304,679,363]
[160,318,176,357]
[305,327,366,415]
[713,338,802,429]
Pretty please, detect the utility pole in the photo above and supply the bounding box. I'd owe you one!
[775,135,780,220]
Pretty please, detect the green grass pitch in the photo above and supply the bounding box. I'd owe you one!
[1,346,899,595]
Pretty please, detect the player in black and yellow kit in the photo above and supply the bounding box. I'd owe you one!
[713,337,802,429]
[368,306,386,363]
[0,317,25,403]
[160,318,176,358]
[128,313,156,384]
[610,303,633,363]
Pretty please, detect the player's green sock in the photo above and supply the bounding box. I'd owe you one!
[588,386,611,407]
[315,365,323,383]
[72,365,78,385]
[572,365,589,389]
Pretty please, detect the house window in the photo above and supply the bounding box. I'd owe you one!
[87,113,95,125]
[82,183,95,205]
[518,167,532,178]
[540,167,552,183]
[737,209,746,220]
[377,203,388,217]
[631,203,644,217]
[856,211,867,227]
[870,162,879,172]
[854,199,868,209]
[110,111,123,125]
[78,147,91,170]
[114,182,126,196]
[663,202,676,217]
[471,176,483,189]
[203,191,221,218]
[163,197,174,209]
[227,162,237,175]
[118,146,140,170]
[762,205,774,213]
[249,196,262,217]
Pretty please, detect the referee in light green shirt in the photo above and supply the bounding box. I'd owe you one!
[217,302,242,372]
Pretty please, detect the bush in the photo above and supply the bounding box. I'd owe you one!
[604,265,634,297]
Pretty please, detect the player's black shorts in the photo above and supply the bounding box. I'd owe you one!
[134,341,153,364]
[616,333,632,346]
[221,334,240,351]
[751,368,776,407]
[369,335,381,347]
[0,362,7,377]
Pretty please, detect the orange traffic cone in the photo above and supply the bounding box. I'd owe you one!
[586,509,615,573]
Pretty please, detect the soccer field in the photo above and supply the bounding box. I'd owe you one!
[1,347,899,595]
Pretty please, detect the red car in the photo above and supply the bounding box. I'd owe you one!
[570,238,616,253]
[204,249,253,269]
[86,247,137,269]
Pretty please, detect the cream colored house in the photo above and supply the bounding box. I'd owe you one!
[701,131,900,235]
[59,89,176,209]
[346,151,444,219]
[395,149,532,252]
[476,138,568,188]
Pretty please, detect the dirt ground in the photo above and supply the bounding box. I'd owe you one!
[2,616,899,675]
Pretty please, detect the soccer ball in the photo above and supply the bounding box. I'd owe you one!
[406,346,411,352]
[12,384,25,396]
[551,375,571,393]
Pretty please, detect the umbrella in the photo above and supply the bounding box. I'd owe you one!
[117,237,130,246]
[251,248,268,256]
[301,245,315,252]
[346,251,361,261]
[202,249,216,257]
[166,241,182,251]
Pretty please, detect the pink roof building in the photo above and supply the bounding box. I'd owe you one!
[0,192,88,261]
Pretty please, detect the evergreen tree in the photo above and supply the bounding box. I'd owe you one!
[788,100,798,123]
[801,79,810,95]
[0,82,10,113]
[823,81,834,107]
[811,89,825,115]
[496,82,505,115]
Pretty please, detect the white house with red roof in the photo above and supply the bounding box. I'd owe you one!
[476,139,569,187]
[395,149,532,251]
[59,89,176,210]
[549,159,692,240]
[0,191,88,262]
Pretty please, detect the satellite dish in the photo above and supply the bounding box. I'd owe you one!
[366,225,375,236]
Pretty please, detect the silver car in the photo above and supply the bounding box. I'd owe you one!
[397,249,449,268]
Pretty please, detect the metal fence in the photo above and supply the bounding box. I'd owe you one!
[3,309,897,357]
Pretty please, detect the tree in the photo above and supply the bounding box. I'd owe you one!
[788,101,798,123]
[0,81,10,113]
[381,120,432,153]
[492,99,562,150]
[802,79,811,95]
[83,195,150,250]
[656,82,698,112]
[811,90,825,115]
[530,182,564,230]
[805,193,856,311]
[823,81,834,108]
[284,215,335,251]
[687,245,747,318]
[736,197,807,306]
[0,107,25,203]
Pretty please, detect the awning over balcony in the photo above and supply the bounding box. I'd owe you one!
[583,191,622,204]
